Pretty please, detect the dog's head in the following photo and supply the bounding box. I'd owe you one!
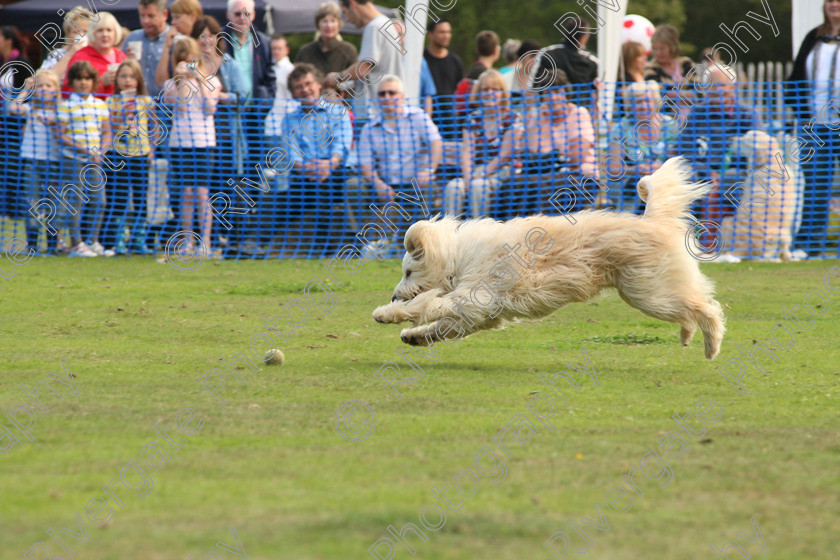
[390,219,458,303]
[729,130,781,169]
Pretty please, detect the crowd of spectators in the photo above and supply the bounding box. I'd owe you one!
[0,0,835,259]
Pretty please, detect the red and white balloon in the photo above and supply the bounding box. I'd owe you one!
[622,14,656,54]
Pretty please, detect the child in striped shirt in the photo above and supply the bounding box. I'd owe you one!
[56,60,113,257]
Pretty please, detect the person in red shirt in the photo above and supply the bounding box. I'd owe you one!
[63,11,127,96]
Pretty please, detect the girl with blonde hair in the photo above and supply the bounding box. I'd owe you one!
[9,70,63,253]
[102,59,156,254]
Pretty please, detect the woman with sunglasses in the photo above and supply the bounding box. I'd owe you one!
[515,69,598,216]
[443,69,522,218]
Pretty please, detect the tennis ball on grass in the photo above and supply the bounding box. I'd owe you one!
[264,349,285,365]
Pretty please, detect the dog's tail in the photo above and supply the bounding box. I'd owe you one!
[638,157,712,223]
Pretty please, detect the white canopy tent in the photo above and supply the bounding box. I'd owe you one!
[596,2,630,86]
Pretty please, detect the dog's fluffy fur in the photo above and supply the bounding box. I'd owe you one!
[721,130,798,261]
[373,157,726,359]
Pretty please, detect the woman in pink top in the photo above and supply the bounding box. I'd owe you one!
[63,11,126,96]
[517,68,598,215]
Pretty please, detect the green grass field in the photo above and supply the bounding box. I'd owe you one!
[1,257,838,560]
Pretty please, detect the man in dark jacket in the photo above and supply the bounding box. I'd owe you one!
[225,0,275,253]
[227,0,275,101]
[532,14,598,108]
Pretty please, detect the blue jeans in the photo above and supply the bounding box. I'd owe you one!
[279,167,347,256]
[103,155,150,248]
[22,158,60,252]
[57,156,106,247]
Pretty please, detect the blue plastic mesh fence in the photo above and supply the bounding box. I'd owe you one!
[1,80,838,260]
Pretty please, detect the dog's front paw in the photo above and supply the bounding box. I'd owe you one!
[373,305,394,324]
[373,304,411,324]
[400,327,431,346]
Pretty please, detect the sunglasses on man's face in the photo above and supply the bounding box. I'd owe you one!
[378,90,401,97]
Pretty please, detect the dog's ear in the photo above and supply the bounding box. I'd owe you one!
[636,176,650,203]
[404,221,433,260]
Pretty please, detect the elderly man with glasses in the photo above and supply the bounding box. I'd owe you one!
[347,75,443,255]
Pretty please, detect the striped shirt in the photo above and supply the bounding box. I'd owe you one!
[108,94,154,157]
[57,93,109,161]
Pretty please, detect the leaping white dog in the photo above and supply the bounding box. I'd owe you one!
[372,157,726,359]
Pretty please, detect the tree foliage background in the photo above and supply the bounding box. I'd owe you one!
[366,0,796,68]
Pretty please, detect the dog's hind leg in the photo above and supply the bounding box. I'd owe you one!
[658,296,725,359]
[692,300,725,360]
[615,285,725,359]
[680,323,696,346]
[616,287,688,343]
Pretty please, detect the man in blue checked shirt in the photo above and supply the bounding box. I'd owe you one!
[277,63,353,256]
[344,74,443,255]
[122,0,175,97]
[356,75,443,202]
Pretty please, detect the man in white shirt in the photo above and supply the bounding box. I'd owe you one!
[263,34,297,139]
[326,0,404,121]
[271,34,294,101]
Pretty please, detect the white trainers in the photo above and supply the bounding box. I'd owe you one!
[360,240,386,260]
[89,241,116,257]
[361,235,400,260]
[790,249,808,261]
[68,242,98,257]
[714,253,742,264]
[196,243,212,258]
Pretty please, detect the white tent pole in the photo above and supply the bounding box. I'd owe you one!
[402,0,429,103]
[263,5,274,35]
[596,2,628,129]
